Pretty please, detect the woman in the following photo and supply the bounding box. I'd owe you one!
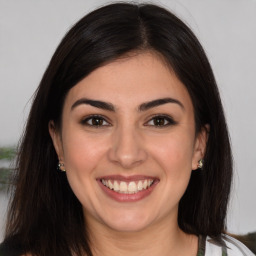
[0,2,254,256]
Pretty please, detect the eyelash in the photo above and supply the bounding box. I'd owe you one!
[80,115,111,127]
[80,114,177,128]
[145,115,177,128]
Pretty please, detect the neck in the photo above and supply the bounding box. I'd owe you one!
[86,215,198,256]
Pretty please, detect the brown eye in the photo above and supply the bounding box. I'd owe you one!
[91,117,104,126]
[153,117,166,126]
[146,115,177,127]
[81,115,110,127]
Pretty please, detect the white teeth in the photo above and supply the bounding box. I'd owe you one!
[143,180,147,189]
[138,180,143,191]
[128,181,136,193]
[120,181,127,192]
[114,181,119,191]
[108,180,113,190]
[101,179,154,194]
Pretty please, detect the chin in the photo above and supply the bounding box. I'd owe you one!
[107,220,151,233]
[100,211,154,233]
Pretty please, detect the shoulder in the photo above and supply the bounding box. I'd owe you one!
[205,234,255,256]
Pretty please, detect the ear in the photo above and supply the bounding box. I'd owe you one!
[191,124,210,170]
[48,121,64,161]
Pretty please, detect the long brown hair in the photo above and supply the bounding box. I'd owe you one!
[3,3,232,255]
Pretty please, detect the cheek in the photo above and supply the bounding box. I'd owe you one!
[145,133,195,214]
[60,128,108,207]
[148,131,195,198]
[61,126,107,176]
[149,132,195,174]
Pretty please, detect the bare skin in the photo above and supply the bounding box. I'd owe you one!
[49,51,207,256]
[88,209,198,256]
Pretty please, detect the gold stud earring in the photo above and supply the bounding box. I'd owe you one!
[197,159,204,169]
[58,162,66,172]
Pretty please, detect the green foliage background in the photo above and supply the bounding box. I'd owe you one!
[0,146,16,191]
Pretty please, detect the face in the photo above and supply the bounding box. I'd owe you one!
[50,52,207,233]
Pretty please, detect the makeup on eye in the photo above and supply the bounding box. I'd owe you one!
[80,115,112,127]
[145,114,177,127]
[79,114,177,128]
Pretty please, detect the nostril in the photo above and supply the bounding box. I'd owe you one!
[107,144,147,168]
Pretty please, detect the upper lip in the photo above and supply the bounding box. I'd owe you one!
[97,175,159,182]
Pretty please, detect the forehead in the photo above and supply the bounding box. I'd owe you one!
[64,52,193,111]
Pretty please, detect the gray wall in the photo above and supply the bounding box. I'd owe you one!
[0,0,256,236]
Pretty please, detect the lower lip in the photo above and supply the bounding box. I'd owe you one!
[98,180,158,202]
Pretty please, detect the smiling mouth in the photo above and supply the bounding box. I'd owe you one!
[100,179,155,194]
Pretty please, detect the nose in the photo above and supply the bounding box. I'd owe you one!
[108,125,148,169]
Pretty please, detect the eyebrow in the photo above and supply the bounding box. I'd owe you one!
[71,97,184,112]
[71,98,115,111]
[138,98,184,111]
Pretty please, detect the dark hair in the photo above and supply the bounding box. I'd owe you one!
[3,2,232,256]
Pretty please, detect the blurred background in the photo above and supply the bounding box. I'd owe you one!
[1,0,256,241]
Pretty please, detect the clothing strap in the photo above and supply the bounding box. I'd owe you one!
[197,235,228,256]
[197,235,206,256]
